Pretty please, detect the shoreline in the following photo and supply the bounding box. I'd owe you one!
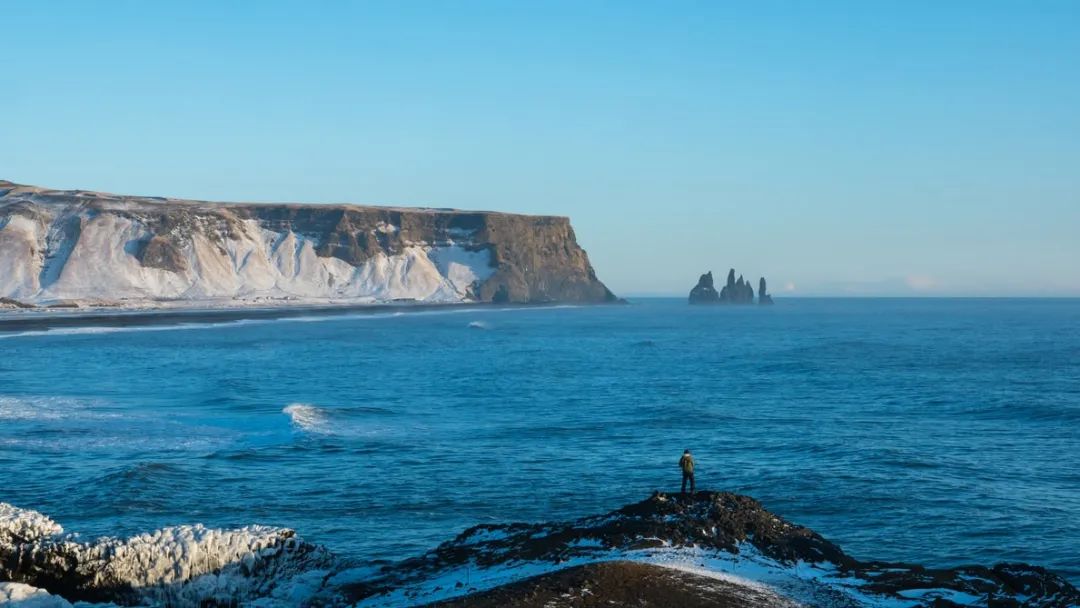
[0,300,588,334]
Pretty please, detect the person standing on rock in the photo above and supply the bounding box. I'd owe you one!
[679,449,695,495]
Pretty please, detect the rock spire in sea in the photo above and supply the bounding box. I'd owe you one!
[689,268,773,304]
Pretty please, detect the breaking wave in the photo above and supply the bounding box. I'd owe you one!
[282,403,331,434]
[282,403,397,438]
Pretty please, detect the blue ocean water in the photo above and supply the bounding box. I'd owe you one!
[1,299,1077,583]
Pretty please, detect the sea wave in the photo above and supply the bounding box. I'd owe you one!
[282,403,332,434]
[0,395,231,455]
[0,320,261,340]
[282,402,400,439]
[0,395,115,422]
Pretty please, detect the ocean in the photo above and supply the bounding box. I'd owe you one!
[1,298,1077,586]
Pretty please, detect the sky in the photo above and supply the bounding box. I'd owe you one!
[3,1,1079,296]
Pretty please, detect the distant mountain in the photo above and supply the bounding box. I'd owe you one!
[0,180,615,308]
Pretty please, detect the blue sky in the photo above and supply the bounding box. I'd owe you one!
[4,1,1078,296]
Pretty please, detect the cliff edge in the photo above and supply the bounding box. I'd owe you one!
[0,180,615,307]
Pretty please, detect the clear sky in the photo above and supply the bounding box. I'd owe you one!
[4,1,1078,296]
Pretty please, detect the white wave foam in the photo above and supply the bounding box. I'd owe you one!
[282,403,331,434]
[0,303,579,340]
[467,320,491,329]
[0,396,114,423]
[0,396,229,455]
[0,320,259,340]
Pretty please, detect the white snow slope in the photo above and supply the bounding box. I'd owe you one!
[0,187,495,307]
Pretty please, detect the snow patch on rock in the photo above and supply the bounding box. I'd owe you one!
[0,503,341,608]
[0,503,63,544]
[0,201,495,306]
[429,245,494,298]
[0,583,73,608]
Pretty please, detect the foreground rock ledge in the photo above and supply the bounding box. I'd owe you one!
[2,493,1077,607]
[421,561,800,608]
[350,492,1079,608]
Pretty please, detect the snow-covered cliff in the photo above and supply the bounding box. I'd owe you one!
[0,181,614,307]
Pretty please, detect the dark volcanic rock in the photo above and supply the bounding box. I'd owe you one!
[5,493,1077,607]
[422,561,799,608]
[346,492,1079,608]
[759,277,773,305]
[0,297,34,309]
[692,268,767,304]
[688,271,721,304]
[137,235,188,273]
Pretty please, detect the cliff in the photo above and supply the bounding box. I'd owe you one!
[0,181,615,307]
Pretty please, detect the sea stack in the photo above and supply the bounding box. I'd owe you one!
[688,269,772,305]
[759,277,773,305]
[688,271,721,304]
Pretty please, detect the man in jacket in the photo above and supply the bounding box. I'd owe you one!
[679,449,695,495]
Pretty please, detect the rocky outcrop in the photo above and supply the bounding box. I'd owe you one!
[3,494,1076,607]
[0,503,336,606]
[688,271,720,304]
[689,269,771,304]
[758,277,773,305]
[347,492,1079,608]
[721,269,755,303]
[0,180,615,307]
[422,561,799,608]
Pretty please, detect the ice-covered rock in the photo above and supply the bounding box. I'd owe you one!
[0,504,63,545]
[0,504,341,607]
[0,582,73,607]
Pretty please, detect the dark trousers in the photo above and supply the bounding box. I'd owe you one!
[681,471,695,494]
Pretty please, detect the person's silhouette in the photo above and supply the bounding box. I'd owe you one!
[679,449,695,495]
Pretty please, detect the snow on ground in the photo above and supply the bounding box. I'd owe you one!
[428,245,495,298]
[0,204,496,307]
[0,503,340,608]
[0,503,63,543]
[2,500,998,608]
[0,583,73,608]
[353,543,995,608]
